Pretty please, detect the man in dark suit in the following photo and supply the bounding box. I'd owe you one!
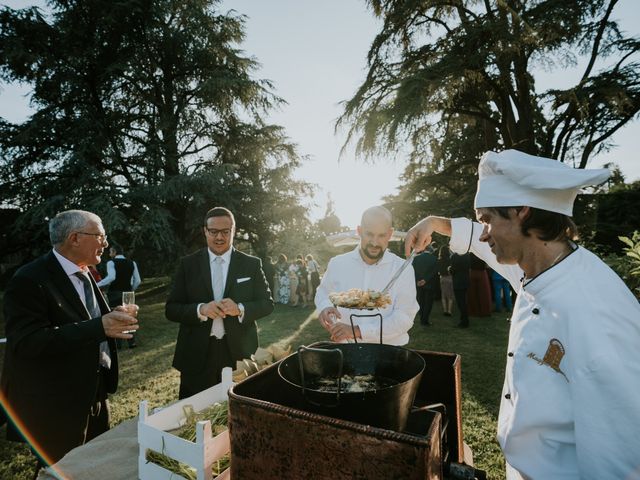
[450,252,471,328]
[412,246,439,326]
[0,210,139,467]
[165,207,274,399]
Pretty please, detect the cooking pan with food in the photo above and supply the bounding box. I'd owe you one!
[278,342,426,431]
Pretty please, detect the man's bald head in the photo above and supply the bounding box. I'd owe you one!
[361,206,392,230]
[358,206,393,264]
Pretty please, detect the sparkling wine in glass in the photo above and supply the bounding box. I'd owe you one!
[122,291,136,333]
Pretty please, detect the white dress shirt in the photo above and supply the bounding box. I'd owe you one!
[197,248,244,338]
[315,247,418,345]
[53,249,93,303]
[97,255,141,289]
[450,217,640,480]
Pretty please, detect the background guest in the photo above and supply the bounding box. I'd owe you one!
[306,254,321,299]
[295,258,310,308]
[467,253,492,317]
[262,256,276,296]
[275,254,290,304]
[450,252,470,328]
[491,269,513,312]
[412,246,439,326]
[438,245,454,317]
[288,259,300,306]
[97,244,142,348]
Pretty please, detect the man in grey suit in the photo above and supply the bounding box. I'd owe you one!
[165,207,274,399]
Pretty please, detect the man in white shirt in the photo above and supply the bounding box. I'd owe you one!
[404,150,640,480]
[315,206,418,345]
[97,244,142,348]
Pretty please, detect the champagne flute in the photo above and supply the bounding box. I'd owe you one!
[122,291,136,333]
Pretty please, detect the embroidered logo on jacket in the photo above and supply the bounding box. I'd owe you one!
[527,338,569,382]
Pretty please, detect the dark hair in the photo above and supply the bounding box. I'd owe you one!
[492,206,578,242]
[277,253,288,263]
[204,207,235,226]
[110,243,124,255]
[438,245,450,259]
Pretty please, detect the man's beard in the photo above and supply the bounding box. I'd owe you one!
[361,244,384,261]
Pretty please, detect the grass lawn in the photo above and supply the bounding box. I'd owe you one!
[0,280,510,479]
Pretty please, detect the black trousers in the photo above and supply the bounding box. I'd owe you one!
[417,287,436,325]
[85,367,111,442]
[27,367,110,470]
[454,287,469,326]
[178,336,234,399]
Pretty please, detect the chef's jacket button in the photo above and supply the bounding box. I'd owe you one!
[532,308,540,314]
[504,393,511,400]
[508,352,514,357]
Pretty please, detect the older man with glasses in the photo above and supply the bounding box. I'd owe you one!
[0,209,139,470]
[165,206,274,399]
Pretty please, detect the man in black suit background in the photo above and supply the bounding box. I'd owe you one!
[412,246,439,326]
[165,207,274,399]
[450,252,471,328]
[0,210,139,467]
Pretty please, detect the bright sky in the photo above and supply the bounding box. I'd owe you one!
[1,0,638,229]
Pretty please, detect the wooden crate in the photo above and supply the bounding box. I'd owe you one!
[138,367,233,480]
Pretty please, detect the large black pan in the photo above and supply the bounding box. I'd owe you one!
[278,341,425,431]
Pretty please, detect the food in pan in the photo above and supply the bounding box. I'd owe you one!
[306,373,398,393]
[329,288,392,309]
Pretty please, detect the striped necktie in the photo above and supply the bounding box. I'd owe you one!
[74,272,111,368]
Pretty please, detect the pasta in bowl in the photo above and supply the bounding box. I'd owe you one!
[329,288,392,310]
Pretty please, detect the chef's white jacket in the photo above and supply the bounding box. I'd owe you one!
[450,218,640,480]
[314,247,418,345]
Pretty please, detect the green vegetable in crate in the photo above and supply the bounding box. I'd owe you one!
[146,402,229,479]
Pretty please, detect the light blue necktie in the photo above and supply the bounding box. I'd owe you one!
[211,257,225,338]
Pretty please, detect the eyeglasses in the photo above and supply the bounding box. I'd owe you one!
[205,228,232,238]
[76,232,108,242]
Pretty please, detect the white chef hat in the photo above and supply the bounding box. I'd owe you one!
[474,150,611,216]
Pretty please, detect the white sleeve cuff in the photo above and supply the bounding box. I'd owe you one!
[196,303,207,321]
[449,217,474,254]
[238,303,245,323]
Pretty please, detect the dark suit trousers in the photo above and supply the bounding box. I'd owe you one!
[85,367,111,444]
[417,287,436,325]
[454,288,469,326]
[23,367,111,466]
[178,336,234,399]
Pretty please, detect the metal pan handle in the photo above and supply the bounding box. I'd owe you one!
[349,312,383,344]
[297,346,344,407]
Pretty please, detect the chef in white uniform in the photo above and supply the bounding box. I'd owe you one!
[315,206,418,345]
[404,150,640,480]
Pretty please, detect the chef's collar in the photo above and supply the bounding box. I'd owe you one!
[521,242,578,293]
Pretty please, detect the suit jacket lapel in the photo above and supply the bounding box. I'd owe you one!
[198,248,215,301]
[45,251,91,319]
[224,249,241,298]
